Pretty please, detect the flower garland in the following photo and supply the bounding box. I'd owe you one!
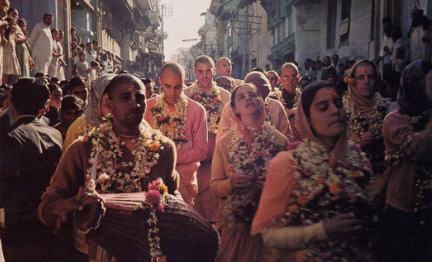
[280,88,301,110]
[189,81,223,136]
[150,93,189,149]
[84,114,167,193]
[343,93,386,144]
[274,139,374,261]
[217,122,285,229]
[133,179,168,262]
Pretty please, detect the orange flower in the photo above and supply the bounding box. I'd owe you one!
[329,183,342,195]
[150,141,161,152]
[295,251,306,262]
[297,195,309,206]
[315,175,324,184]
[170,122,176,128]
[352,170,362,178]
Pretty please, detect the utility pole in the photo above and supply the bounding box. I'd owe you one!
[161,1,173,60]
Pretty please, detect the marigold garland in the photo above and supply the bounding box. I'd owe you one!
[217,122,285,229]
[150,93,189,149]
[189,81,223,135]
[274,139,375,261]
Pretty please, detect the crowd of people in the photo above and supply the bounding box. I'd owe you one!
[0,1,432,262]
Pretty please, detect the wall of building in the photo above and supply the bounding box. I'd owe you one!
[247,2,272,70]
[294,1,322,68]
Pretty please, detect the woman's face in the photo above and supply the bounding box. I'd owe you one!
[309,87,346,138]
[354,63,376,98]
[267,72,278,88]
[8,9,18,23]
[233,85,262,118]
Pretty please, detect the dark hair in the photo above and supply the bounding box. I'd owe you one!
[61,95,84,111]
[195,55,215,68]
[17,18,26,27]
[43,13,53,19]
[11,78,50,115]
[34,72,45,78]
[7,7,17,15]
[69,77,86,89]
[48,83,61,93]
[142,78,152,85]
[105,74,144,99]
[90,61,99,67]
[301,80,334,118]
[92,40,98,44]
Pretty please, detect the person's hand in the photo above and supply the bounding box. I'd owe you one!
[359,131,376,147]
[52,187,85,233]
[323,213,362,239]
[230,173,251,188]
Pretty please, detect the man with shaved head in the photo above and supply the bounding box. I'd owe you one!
[184,55,230,220]
[145,62,208,205]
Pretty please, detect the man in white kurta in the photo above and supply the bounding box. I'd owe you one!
[145,62,208,205]
[29,14,54,75]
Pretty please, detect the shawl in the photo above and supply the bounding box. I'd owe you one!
[346,59,380,115]
[83,74,116,126]
[230,85,266,146]
[398,60,432,116]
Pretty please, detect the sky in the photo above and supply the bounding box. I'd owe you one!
[162,0,212,61]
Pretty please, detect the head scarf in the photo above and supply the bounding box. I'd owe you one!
[346,59,380,114]
[84,74,116,126]
[295,81,348,167]
[398,60,432,116]
[230,83,266,146]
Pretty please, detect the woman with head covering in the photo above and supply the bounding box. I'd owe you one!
[373,60,432,262]
[217,71,293,140]
[343,59,391,175]
[62,74,115,151]
[211,83,288,262]
[251,81,375,261]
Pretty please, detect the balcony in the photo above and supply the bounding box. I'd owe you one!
[135,0,153,12]
[149,11,161,27]
[271,33,295,58]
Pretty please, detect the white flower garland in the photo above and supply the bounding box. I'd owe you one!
[150,93,188,149]
[85,117,167,193]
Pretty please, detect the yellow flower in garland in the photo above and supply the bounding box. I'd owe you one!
[150,93,189,149]
[189,81,223,136]
[84,117,167,194]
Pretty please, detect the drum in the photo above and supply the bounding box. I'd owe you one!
[74,192,220,262]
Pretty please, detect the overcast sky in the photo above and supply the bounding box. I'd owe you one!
[162,0,212,60]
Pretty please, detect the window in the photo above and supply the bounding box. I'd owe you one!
[340,0,351,46]
[327,0,337,49]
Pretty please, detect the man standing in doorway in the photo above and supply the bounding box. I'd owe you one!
[29,13,54,75]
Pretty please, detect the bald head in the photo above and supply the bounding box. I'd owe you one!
[159,62,185,80]
[244,71,271,99]
[216,57,232,77]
